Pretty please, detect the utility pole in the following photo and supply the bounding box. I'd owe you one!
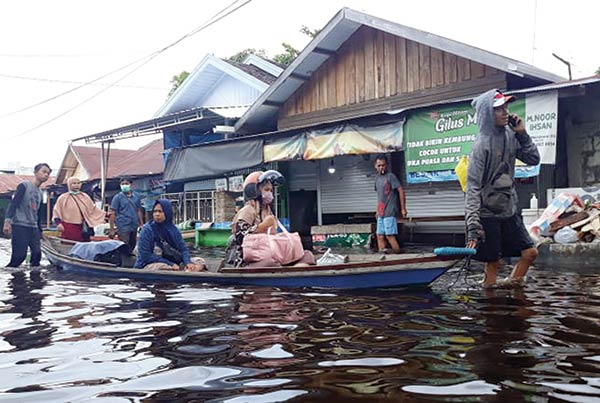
[552,53,572,80]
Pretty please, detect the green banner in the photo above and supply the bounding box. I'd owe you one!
[404,103,483,173]
[404,91,557,176]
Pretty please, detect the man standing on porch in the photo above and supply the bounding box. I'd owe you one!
[374,155,407,254]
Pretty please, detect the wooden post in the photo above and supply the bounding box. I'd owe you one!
[46,191,52,228]
[100,142,106,210]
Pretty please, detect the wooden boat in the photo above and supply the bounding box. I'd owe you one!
[41,237,463,289]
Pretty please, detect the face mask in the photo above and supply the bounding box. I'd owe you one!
[121,184,131,193]
[69,191,81,195]
[261,191,274,205]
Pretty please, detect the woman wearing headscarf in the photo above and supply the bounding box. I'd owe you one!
[134,199,205,271]
[52,177,106,242]
[226,170,315,268]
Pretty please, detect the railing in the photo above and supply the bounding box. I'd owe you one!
[161,191,215,224]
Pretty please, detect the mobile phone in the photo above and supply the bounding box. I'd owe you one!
[508,115,518,127]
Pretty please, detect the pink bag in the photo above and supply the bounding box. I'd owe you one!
[242,219,304,265]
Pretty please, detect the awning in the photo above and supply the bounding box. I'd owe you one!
[164,139,264,182]
[263,120,404,162]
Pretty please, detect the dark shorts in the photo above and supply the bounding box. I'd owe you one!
[474,214,534,262]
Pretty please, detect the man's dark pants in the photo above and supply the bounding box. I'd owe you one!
[118,231,137,254]
[7,225,42,267]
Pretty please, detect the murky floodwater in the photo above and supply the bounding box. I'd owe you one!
[0,238,599,402]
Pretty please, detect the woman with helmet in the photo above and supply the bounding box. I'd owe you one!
[225,170,315,267]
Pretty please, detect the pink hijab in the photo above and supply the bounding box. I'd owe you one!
[52,177,106,226]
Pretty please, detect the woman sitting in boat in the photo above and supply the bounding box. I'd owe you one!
[52,177,107,242]
[226,170,315,267]
[134,199,205,272]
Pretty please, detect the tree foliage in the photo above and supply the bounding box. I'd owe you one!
[227,48,268,63]
[169,25,321,88]
[168,71,190,98]
[272,43,300,66]
[271,26,320,66]
[300,25,321,38]
[596,66,600,75]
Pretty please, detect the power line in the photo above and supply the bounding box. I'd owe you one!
[11,0,254,139]
[1,0,251,120]
[0,72,168,90]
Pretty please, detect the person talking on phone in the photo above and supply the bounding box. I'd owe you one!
[465,89,540,289]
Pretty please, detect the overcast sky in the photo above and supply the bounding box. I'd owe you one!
[1,0,596,173]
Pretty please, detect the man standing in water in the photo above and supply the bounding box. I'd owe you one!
[374,155,407,254]
[3,163,52,268]
[466,89,540,288]
[108,178,144,253]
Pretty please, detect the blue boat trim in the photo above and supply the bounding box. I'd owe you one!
[41,238,458,289]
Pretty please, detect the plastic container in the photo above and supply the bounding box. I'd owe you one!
[530,193,538,210]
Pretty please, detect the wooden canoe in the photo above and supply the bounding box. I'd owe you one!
[41,237,462,289]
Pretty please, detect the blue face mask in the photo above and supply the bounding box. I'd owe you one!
[121,184,131,193]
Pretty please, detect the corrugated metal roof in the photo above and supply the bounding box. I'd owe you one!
[57,139,165,184]
[0,175,56,195]
[72,106,224,144]
[507,76,600,95]
[235,7,565,133]
[70,145,135,181]
[106,139,165,178]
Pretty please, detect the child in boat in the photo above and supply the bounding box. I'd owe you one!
[134,199,205,271]
[226,170,315,268]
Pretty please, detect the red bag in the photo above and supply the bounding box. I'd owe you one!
[242,219,304,265]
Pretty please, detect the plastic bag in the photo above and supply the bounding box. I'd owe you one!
[316,248,348,266]
[554,227,578,244]
[529,192,585,236]
[454,155,468,192]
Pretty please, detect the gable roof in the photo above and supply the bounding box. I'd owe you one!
[105,139,164,178]
[56,139,164,184]
[224,59,278,85]
[235,7,564,133]
[155,54,281,117]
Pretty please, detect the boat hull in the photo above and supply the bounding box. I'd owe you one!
[41,238,458,289]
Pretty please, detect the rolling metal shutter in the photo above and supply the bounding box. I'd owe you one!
[405,185,466,233]
[320,155,378,214]
[288,160,318,191]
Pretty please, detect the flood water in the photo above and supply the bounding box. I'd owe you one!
[0,238,599,402]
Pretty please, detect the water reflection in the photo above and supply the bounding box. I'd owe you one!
[3,270,52,352]
[0,236,598,401]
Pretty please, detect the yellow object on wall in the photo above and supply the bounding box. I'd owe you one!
[455,155,469,192]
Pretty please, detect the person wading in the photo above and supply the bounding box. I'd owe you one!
[465,89,540,289]
[3,163,52,268]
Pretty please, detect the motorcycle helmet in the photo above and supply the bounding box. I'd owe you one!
[258,170,285,187]
[243,171,263,201]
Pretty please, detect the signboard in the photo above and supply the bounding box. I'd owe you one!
[229,175,244,192]
[404,91,557,184]
[521,91,558,164]
[215,178,227,191]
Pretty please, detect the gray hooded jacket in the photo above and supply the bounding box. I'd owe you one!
[465,89,540,240]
